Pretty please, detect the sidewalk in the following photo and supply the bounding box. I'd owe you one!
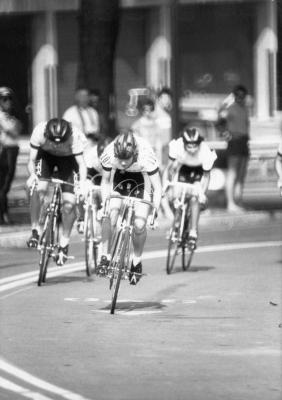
[1,208,281,248]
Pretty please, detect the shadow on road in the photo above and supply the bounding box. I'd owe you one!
[171,265,215,274]
[45,275,90,285]
[102,301,166,312]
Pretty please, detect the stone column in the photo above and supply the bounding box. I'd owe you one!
[146,5,171,90]
[31,12,58,126]
[254,0,277,119]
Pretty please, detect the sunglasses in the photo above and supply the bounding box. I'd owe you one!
[1,97,12,102]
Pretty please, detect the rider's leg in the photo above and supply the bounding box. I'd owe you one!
[61,192,76,247]
[189,195,200,237]
[100,198,121,261]
[30,181,48,232]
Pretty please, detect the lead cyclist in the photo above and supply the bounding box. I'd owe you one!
[163,127,217,249]
[98,129,162,285]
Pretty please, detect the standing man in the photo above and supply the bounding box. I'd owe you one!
[0,87,22,225]
[275,137,282,196]
[218,85,250,212]
[63,87,100,147]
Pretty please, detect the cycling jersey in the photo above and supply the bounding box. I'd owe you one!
[169,138,217,183]
[100,136,159,199]
[30,121,84,157]
[84,145,103,185]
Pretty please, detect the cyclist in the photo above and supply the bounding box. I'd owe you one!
[275,138,282,196]
[98,129,162,285]
[76,137,110,233]
[26,118,87,266]
[163,126,217,249]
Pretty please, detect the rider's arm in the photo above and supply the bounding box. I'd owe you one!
[27,147,39,176]
[101,169,112,204]
[75,154,87,182]
[163,159,178,184]
[149,171,162,211]
[200,171,210,194]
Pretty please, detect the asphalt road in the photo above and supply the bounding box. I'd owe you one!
[0,217,281,400]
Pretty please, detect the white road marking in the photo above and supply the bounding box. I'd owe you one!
[84,297,99,302]
[0,286,32,300]
[64,298,80,302]
[161,299,176,303]
[182,300,197,304]
[0,359,92,400]
[0,240,281,296]
[0,376,53,400]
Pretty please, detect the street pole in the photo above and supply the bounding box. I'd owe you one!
[170,0,179,139]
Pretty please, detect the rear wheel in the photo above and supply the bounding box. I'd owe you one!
[166,210,182,274]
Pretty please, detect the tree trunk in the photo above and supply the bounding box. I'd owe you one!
[77,0,120,135]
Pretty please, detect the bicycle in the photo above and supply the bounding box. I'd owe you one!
[83,176,102,277]
[31,178,75,286]
[103,191,156,314]
[165,181,197,275]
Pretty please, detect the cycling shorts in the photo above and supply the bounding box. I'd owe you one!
[36,149,78,193]
[87,167,102,185]
[177,164,204,184]
[113,169,144,199]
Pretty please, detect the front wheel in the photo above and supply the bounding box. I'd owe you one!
[38,215,52,286]
[85,207,98,277]
[166,211,182,275]
[110,229,130,314]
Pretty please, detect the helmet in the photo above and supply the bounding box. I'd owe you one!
[182,127,203,147]
[0,87,14,99]
[114,130,138,160]
[44,118,72,143]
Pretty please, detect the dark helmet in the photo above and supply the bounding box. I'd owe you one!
[114,130,138,160]
[44,118,72,143]
[182,127,203,146]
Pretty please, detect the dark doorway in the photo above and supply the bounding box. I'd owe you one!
[0,15,31,134]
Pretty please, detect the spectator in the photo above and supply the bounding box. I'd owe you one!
[63,87,100,147]
[0,87,22,225]
[218,84,250,212]
[275,137,282,196]
[154,87,172,168]
[89,88,108,136]
[131,99,162,161]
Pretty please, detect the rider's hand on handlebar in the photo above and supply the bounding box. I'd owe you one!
[26,173,38,189]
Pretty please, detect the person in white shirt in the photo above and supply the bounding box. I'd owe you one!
[63,87,100,147]
[0,87,22,225]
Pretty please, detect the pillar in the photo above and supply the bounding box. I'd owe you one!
[31,12,58,127]
[146,5,171,90]
[254,0,278,119]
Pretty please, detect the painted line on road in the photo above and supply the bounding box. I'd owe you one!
[0,376,53,400]
[0,240,281,296]
[0,358,92,400]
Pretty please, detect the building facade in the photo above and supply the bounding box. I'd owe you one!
[0,0,280,139]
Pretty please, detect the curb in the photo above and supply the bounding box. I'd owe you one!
[0,210,281,248]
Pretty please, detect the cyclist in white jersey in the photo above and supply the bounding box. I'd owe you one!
[76,138,109,233]
[99,130,162,284]
[163,127,217,249]
[26,118,87,266]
